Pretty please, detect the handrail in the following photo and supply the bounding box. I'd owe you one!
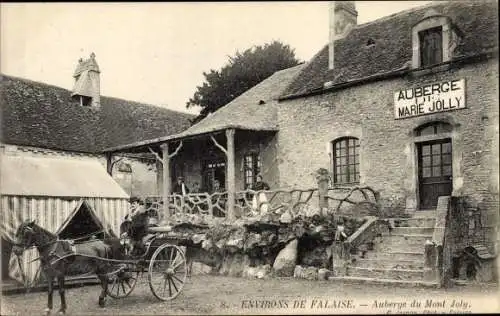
[136,184,380,222]
[340,216,388,261]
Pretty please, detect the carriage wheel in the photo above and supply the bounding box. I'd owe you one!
[107,264,139,299]
[148,244,187,301]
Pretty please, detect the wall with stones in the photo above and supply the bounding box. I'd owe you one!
[277,59,499,222]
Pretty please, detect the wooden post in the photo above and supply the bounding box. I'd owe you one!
[105,153,113,175]
[156,161,163,196]
[226,129,236,220]
[160,143,171,218]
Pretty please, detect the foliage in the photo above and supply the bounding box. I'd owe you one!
[186,41,301,122]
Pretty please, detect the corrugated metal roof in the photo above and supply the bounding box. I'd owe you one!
[0,155,129,198]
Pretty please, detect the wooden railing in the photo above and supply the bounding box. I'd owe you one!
[324,186,380,214]
[235,188,317,217]
[137,184,380,225]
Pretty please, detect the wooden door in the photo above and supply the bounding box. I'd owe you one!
[418,139,453,209]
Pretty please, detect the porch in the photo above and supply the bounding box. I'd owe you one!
[103,126,381,221]
[104,127,281,220]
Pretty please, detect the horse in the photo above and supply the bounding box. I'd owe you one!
[12,220,127,315]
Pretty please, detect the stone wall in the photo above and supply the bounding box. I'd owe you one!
[277,59,499,215]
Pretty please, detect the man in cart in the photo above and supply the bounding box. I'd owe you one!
[121,197,154,256]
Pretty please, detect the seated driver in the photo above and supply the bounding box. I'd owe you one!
[121,197,151,255]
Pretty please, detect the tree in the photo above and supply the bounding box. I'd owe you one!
[186,41,301,122]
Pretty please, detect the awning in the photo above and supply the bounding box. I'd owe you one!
[0,155,129,198]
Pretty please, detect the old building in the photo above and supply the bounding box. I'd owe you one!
[277,1,498,283]
[1,53,194,196]
[104,64,305,217]
[0,54,194,287]
[101,1,498,284]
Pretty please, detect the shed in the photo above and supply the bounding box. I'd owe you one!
[0,155,130,287]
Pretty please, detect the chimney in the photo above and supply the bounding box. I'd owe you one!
[71,52,101,107]
[328,1,358,70]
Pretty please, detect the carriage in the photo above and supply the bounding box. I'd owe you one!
[104,225,188,301]
[12,217,191,314]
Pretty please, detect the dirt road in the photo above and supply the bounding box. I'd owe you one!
[1,275,498,315]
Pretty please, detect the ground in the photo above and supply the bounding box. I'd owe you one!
[1,275,498,315]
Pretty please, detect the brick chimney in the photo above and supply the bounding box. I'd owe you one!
[71,52,101,107]
[328,1,358,70]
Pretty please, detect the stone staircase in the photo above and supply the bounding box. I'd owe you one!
[330,214,440,287]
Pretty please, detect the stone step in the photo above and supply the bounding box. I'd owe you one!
[346,266,426,281]
[362,250,424,261]
[391,226,435,235]
[328,276,439,288]
[384,217,436,228]
[353,258,425,270]
[374,242,426,253]
[375,234,433,248]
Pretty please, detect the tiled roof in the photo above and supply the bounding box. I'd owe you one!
[0,74,194,153]
[172,63,306,137]
[281,1,499,98]
[102,64,305,152]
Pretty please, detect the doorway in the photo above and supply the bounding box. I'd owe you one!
[417,138,453,209]
[202,159,226,193]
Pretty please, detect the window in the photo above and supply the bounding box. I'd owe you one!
[117,162,132,173]
[411,13,462,69]
[80,96,92,107]
[332,137,360,184]
[115,162,132,180]
[419,26,443,67]
[244,153,261,189]
[416,121,452,136]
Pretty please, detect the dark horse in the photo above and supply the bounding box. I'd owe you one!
[12,220,126,315]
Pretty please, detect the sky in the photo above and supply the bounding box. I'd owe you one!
[1,1,431,115]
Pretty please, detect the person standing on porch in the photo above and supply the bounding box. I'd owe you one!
[252,174,270,215]
[172,176,189,195]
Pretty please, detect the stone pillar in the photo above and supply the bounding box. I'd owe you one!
[226,129,236,220]
[160,143,171,218]
[316,168,330,214]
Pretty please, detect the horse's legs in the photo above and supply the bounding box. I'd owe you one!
[97,274,108,308]
[57,276,66,314]
[45,276,54,315]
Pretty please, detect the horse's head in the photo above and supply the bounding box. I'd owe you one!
[12,220,37,256]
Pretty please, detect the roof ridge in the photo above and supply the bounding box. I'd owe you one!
[100,94,196,116]
[1,73,195,117]
[353,1,450,30]
[273,62,306,74]
[1,73,74,91]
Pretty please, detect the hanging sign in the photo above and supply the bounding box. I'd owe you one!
[394,79,466,119]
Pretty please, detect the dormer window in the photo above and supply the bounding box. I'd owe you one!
[419,26,443,67]
[71,53,101,108]
[412,10,462,69]
[79,96,92,107]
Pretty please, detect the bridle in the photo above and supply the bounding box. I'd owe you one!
[13,224,58,257]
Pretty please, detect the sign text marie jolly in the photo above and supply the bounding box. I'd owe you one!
[394,79,466,119]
